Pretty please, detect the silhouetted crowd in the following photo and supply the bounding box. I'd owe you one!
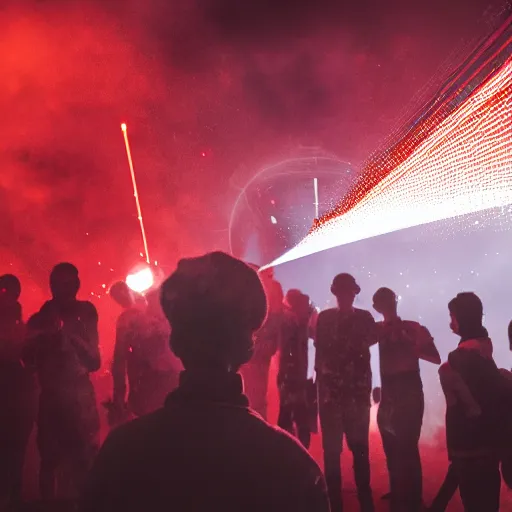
[1,253,512,511]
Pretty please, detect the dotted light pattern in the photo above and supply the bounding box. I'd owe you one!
[268,57,512,268]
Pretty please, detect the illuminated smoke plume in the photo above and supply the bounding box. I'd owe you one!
[268,57,512,268]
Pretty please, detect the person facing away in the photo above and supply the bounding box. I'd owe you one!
[23,263,101,502]
[278,289,317,449]
[80,252,330,512]
[0,275,37,510]
[437,292,506,512]
[372,287,441,512]
[315,273,376,512]
[240,264,283,419]
[108,283,180,425]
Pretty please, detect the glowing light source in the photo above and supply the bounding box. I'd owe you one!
[126,267,154,294]
[266,58,512,268]
[270,216,277,224]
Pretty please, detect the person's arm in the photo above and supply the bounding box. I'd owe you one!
[439,361,481,417]
[365,311,379,347]
[415,325,441,365]
[308,308,318,340]
[314,312,326,375]
[66,303,101,372]
[112,316,129,407]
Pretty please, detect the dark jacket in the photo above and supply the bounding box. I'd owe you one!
[440,338,506,458]
[81,371,330,512]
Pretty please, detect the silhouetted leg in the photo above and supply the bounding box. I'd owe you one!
[40,460,57,501]
[67,391,100,501]
[428,463,458,512]
[295,400,312,449]
[319,400,344,512]
[393,386,424,512]
[377,395,395,500]
[453,456,500,512]
[37,399,60,501]
[277,402,294,434]
[345,402,374,512]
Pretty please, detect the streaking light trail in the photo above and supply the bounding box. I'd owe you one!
[121,123,151,264]
[267,58,512,268]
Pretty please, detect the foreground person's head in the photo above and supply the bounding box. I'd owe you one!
[448,292,484,337]
[50,263,80,301]
[160,252,267,372]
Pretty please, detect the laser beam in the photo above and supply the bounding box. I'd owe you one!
[266,58,512,268]
[121,123,151,264]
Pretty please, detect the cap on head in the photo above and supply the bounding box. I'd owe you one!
[50,263,80,299]
[160,252,267,370]
[331,273,361,296]
[0,274,21,301]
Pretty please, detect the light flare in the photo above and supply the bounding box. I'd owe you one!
[126,267,154,294]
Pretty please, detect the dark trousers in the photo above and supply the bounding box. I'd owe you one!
[0,396,35,508]
[452,456,500,512]
[377,373,424,512]
[319,394,374,512]
[429,463,458,511]
[278,399,311,449]
[38,390,100,500]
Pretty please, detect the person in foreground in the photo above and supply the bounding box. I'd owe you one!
[80,251,330,512]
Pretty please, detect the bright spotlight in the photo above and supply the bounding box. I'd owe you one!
[126,267,154,293]
[270,215,277,224]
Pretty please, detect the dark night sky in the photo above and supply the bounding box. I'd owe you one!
[1,0,510,314]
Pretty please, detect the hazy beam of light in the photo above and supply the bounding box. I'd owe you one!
[265,59,512,269]
[121,123,151,264]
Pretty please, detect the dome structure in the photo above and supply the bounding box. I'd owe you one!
[229,149,355,265]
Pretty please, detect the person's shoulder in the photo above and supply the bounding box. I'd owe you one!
[78,300,98,319]
[106,408,167,449]
[402,319,421,328]
[250,414,323,472]
[354,308,375,322]
[318,308,337,320]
